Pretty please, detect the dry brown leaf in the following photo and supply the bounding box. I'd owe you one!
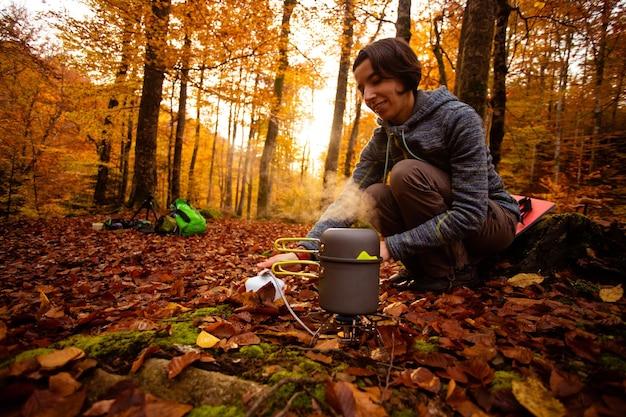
[549,368,583,397]
[131,345,160,374]
[0,320,7,342]
[49,372,81,396]
[144,393,193,417]
[305,351,332,364]
[83,399,115,416]
[382,301,408,317]
[229,331,260,346]
[196,331,220,348]
[168,352,202,379]
[22,388,86,417]
[500,346,533,364]
[37,347,85,370]
[508,273,544,288]
[512,377,566,417]
[599,285,623,302]
[410,367,441,393]
[9,357,40,377]
[314,338,341,352]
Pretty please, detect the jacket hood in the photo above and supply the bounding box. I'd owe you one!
[382,86,458,133]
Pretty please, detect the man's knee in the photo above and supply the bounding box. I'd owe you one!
[364,183,390,204]
[389,159,432,193]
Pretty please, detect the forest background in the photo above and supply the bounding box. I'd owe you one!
[0,0,624,223]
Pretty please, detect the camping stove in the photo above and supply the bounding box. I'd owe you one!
[311,314,384,346]
[273,228,385,346]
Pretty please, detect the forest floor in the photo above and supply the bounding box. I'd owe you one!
[0,216,625,417]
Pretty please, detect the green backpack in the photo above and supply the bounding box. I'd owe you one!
[171,198,206,236]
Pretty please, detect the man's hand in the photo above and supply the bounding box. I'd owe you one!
[380,240,392,261]
[256,252,298,269]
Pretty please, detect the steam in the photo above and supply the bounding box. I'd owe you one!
[318,175,376,226]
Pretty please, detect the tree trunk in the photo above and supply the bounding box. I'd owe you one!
[257,0,296,218]
[454,0,496,119]
[172,32,191,201]
[94,22,132,205]
[488,0,510,170]
[119,100,134,205]
[396,0,411,42]
[432,13,448,88]
[343,93,362,177]
[207,79,223,207]
[166,79,177,205]
[129,0,171,207]
[590,0,612,171]
[553,29,573,184]
[323,0,354,206]
[187,64,205,203]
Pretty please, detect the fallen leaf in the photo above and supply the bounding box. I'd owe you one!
[168,352,202,379]
[49,372,81,396]
[549,368,583,397]
[144,392,193,417]
[599,285,623,302]
[326,381,388,417]
[131,345,160,374]
[83,399,115,416]
[344,367,376,377]
[9,357,40,377]
[382,301,408,317]
[305,351,332,364]
[512,377,566,417]
[196,331,220,348]
[229,331,260,346]
[500,346,533,364]
[37,347,85,370]
[73,358,98,378]
[22,388,86,417]
[507,273,544,288]
[411,367,441,393]
[314,338,341,352]
[0,320,7,342]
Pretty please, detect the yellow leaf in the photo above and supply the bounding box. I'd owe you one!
[508,273,544,288]
[166,302,191,313]
[534,1,546,8]
[37,347,85,370]
[512,377,566,417]
[39,290,50,310]
[599,285,623,302]
[196,331,220,348]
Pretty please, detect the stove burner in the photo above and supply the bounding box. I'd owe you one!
[311,314,390,346]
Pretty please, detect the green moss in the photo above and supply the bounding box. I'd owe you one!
[413,339,438,353]
[166,305,232,322]
[187,405,244,417]
[491,371,522,392]
[155,322,199,347]
[392,410,417,417]
[55,331,155,359]
[239,345,264,359]
[600,354,626,375]
[570,279,599,297]
[0,348,54,369]
[267,370,323,414]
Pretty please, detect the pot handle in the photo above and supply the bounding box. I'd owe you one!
[271,260,319,278]
[274,237,320,253]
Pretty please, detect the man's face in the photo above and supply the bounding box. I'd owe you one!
[353,58,414,125]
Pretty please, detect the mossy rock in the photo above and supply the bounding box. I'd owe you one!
[491,370,522,392]
[55,331,156,360]
[498,213,626,280]
[187,405,245,417]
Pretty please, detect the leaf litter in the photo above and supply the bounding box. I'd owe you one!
[0,217,624,416]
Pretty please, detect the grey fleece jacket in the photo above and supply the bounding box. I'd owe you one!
[304,87,520,262]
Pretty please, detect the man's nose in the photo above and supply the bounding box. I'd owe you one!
[363,86,375,102]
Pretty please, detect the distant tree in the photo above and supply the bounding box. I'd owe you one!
[396,0,412,42]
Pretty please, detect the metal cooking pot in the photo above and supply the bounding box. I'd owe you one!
[272,228,381,315]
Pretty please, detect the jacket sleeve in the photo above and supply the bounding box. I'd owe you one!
[385,105,489,261]
[300,128,388,249]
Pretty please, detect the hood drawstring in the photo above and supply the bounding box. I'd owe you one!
[383,133,391,183]
[401,129,424,162]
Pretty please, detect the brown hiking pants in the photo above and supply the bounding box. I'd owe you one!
[364,159,518,278]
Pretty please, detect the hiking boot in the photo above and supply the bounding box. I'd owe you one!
[388,265,479,292]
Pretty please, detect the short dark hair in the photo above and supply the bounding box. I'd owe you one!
[353,37,421,93]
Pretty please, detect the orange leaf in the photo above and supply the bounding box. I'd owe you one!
[131,345,160,374]
[228,331,260,347]
[500,346,533,364]
[410,367,441,393]
[549,368,583,397]
[49,372,81,396]
[83,399,115,416]
[167,352,202,379]
[37,347,85,370]
[382,301,408,317]
[314,338,341,352]
[305,351,332,365]
[0,320,6,342]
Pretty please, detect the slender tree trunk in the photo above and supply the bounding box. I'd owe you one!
[488,0,510,170]
[553,29,573,184]
[432,13,448,88]
[396,0,412,42]
[257,0,296,218]
[323,0,354,204]
[207,80,223,206]
[119,100,134,204]
[172,32,191,201]
[187,63,205,203]
[94,23,132,205]
[166,79,177,205]
[343,93,362,177]
[129,0,171,207]
[590,0,612,171]
[455,0,496,119]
